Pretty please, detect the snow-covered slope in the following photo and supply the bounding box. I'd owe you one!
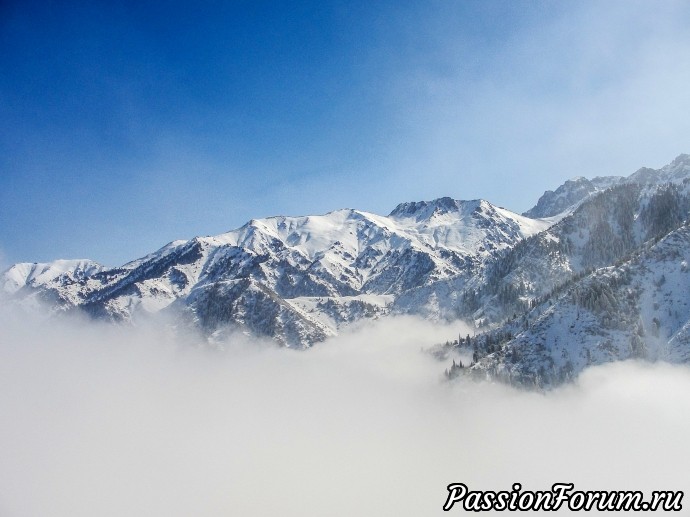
[443,178,690,329]
[629,153,690,186]
[1,198,550,347]
[523,175,624,218]
[523,154,690,219]
[2,260,103,294]
[451,222,690,387]
[435,155,690,386]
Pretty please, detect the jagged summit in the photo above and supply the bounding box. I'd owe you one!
[389,197,478,219]
[523,176,623,219]
[672,153,690,167]
[525,153,690,220]
[629,153,690,185]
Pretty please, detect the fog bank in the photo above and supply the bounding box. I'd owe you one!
[0,309,688,516]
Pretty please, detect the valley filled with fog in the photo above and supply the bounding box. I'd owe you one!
[1,308,687,516]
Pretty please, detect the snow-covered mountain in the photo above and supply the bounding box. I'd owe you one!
[447,221,690,387]
[523,175,624,218]
[5,153,690,384]
[2,197,550,347]
[628,153,690,186]
[2,259,104,296]
[523,153,690,219]
[440,154,690,386]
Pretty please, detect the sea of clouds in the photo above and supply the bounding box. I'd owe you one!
[0,306,688,516]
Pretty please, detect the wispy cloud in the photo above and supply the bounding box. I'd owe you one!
[371,0,690,212]
[2,1,689,265]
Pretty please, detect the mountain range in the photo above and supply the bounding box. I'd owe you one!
[4,154,690,386]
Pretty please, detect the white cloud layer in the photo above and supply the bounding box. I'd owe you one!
[0,308,688,516]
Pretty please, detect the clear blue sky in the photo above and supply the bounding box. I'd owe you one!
[2,0,690,267]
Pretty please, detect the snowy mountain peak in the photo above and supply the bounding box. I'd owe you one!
[523,154,690,220]
[657,153,690,181]
[627,154,690,186]
[390,197,455,219]
[2,259,104,295]
[628,167,657,184]
[523,175,624,219]
[388,197,494,221]
[671,153,690,167]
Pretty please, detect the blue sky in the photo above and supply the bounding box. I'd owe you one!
[2,0,690,266]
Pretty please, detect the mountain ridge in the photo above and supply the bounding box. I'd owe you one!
[523,153,690,219]
[4,154,690,370]
[2,197,551,347]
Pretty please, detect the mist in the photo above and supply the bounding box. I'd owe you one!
[0,308,688,516]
